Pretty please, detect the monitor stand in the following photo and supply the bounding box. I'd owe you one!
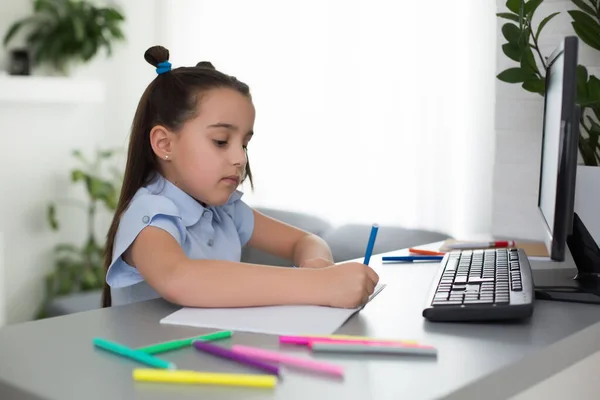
[533,212,600,304]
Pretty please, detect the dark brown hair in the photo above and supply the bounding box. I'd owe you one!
[102,45,253,307]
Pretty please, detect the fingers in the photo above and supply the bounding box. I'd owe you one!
[365,265,380,285]
[367,278,376,294]
[361,289,370,306]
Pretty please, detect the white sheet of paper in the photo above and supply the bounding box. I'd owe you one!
[160,283,386,336]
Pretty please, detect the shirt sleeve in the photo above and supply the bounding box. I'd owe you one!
[222,190,255,246]
[106,193,186,288]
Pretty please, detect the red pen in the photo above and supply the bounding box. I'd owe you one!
[446,240,515,250]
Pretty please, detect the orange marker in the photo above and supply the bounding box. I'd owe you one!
[408,248,446,256]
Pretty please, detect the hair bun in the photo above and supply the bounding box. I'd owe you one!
[196,61,216,70]
[144,46,170,68]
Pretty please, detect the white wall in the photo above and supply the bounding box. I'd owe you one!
[0,233,5,328]
[0,0,164,323]
[493,0,600,240]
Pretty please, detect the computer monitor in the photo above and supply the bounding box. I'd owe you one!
[534,36,600,304]
[537,36,580,262]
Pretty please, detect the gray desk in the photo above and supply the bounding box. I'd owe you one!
[1,247,600,400]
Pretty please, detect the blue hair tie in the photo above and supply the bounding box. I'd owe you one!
[156,61,172,75]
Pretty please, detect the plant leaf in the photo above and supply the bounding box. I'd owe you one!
[502,43,522,62]
[572,0,597,16]
[568,10,600,33]
[34,0,62,16]
[506,0,523,14]
[502,23,522,45]
[497,12,520,22]
[44,273,56,300]
[587,76,600,105]
[577,65,590,105]
[535,12,560,42]
[55,243,79,252]
[524,0,543,17]
[572,24,600,52]
[497,67,536,83]
[569,10,600,51]
[522,78,546,94]
[72,169,86,182]
[72,149,89,164]
[521,46,539,75]
[47,203,58,230]
[3,17,39,46]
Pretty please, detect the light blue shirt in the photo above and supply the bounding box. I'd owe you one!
[106,173,255,306]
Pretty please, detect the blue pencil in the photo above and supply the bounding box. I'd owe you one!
[363,224,379,265]
[381,256,444,263]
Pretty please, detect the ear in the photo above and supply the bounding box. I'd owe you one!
[149,125,174,160]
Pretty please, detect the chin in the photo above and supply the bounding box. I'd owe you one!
[207,192,234,207]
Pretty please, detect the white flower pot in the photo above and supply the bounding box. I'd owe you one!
[574,165,600,246]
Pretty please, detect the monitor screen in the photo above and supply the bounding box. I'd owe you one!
[539,54,564,234]
[537,36,579,261]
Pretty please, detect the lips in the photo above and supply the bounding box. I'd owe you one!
[222,175,240,185]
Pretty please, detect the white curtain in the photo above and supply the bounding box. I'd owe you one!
[160,0,496,238]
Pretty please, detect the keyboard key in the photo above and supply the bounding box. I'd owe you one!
[496,295,509,304]
[433,299,463,305]
[468,277,494,283]
[464,298,494,304]
[446,259,458,271]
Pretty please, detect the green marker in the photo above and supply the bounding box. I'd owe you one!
[137,330,233,355]
[93,337,175,369]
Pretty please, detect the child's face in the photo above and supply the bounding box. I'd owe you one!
[170,87,255,206]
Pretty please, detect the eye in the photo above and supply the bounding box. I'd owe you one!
[213,140,228,147]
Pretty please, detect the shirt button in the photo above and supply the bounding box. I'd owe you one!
[207,239,214,247]
[142,215,150,224]
[203,210,211,218]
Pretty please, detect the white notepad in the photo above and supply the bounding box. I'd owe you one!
[160,283,386,336]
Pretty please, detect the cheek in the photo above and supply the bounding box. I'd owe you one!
[179,141,221,173]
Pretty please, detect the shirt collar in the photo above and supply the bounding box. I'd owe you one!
[146,174,222,226]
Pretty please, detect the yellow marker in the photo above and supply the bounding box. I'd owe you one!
[304,334,419,345]
[133,369,277,389]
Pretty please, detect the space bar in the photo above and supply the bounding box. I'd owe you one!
[468,277,495,283]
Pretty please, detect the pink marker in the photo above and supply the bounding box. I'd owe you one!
[279,336,433,349]
[231,345,344,377]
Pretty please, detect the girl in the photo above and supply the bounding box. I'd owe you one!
[102,45,379,309]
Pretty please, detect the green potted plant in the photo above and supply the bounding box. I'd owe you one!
[37,149,122,319]
[496,0,600,244]
[2,0,126,75]
[497,0,600,166]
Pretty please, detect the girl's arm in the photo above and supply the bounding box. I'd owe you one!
[127,226,328,308]
[246,209,334,266]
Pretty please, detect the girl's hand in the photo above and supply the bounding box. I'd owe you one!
[299,257,335,269]
[315,262,380,308]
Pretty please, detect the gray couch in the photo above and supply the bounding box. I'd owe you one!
[44,208,450,317]
[242,208,450,266]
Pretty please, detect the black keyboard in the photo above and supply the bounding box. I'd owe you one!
[422,248,534,322]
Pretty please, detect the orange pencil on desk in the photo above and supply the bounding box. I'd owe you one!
[408,248,446,256]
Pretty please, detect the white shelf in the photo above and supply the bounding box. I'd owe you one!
[0,75,106,104]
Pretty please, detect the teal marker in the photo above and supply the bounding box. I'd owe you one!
[137,330,233,354]
[93,337,176,369]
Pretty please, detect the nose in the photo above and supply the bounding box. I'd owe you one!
[231,145,247,167]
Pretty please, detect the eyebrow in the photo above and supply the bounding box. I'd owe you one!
[207,122,254,137]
